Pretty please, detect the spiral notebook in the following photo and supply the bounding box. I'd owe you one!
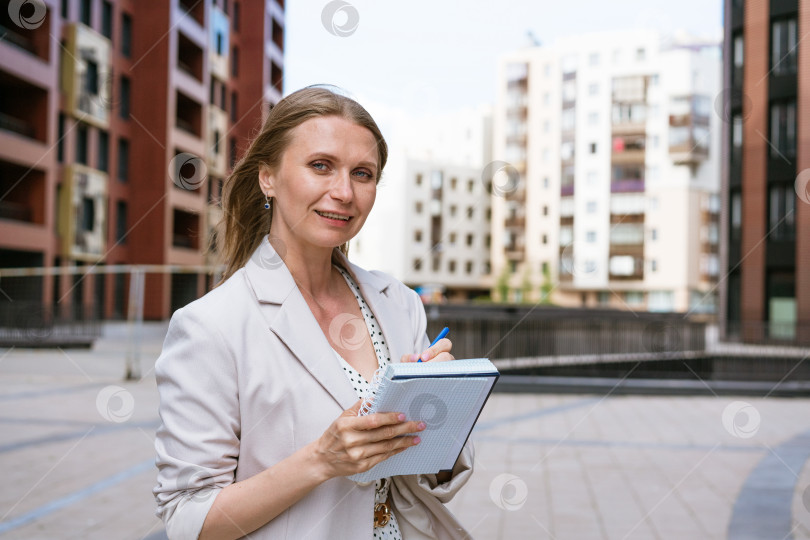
[348,358,499,483]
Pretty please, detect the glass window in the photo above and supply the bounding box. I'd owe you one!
[772,18,798,75]
[97,130,109,172]
[101,1,113,38]
[116,201,128,242]
[76,124,88,164]
[80,0,92,25]
[119,76,130,119]
[770,101,796,157]
[117,138,129,181]
[121,13,132,57]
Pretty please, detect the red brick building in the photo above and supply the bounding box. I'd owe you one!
[0,0,285,319]
[721,0,809,344]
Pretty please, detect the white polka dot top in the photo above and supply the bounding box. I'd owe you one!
[333,266,403,540]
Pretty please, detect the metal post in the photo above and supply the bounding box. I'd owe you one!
[125,268,145,380]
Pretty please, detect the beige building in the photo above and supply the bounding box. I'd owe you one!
[492,31,722,312]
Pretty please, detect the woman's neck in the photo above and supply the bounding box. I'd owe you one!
[271,237,340,300]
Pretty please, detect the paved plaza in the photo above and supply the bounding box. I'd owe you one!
[1,324,809,539]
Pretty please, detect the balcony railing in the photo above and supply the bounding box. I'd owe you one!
[610,179,644,193]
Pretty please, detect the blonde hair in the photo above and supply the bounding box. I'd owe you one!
[217,87,388,283]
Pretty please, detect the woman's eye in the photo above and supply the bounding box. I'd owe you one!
[353,169,373,179]
[311,162,328,171]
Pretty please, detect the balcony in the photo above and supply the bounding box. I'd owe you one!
[209,6,230,80]
[0,159,46,224]
[504,215,525,229]
[172,208,200,250]
[178,31,204,82]
[0,5,50,62]
[58,165,108,261]
[0,70,48,142]
[176,90,202,137]
[610,179,644,193]
[62,24,111,128]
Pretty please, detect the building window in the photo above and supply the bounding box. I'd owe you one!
[449,205,457,217]
[85,60,99,95]
[730,191,742,239]
[98,130,109,172]
[485,234,491,248]
[414,230,422,242]
[769,184,796,240]
[467,179,474,193]
[465,261,474,274]
[542,205,548,216]
[586,231,596,242]
[651,259,658,272]
[76,124,88,164]
[450,177,457,190]
[466,233,473,246]
[467,206,474,219]
[121,13,132,57]
[625,291,644,305]
[589,142,597,154]
[80,0,92,25]
[230,91,238,122]
[636,48,646,61]
[449,232,457,245]
[651,228,658,241]
[486,208,491,221]
[81,197,95,231]
[230,137,238,167]
[432,257,440,272]
[448,260,456,273]
[233,1,240,30]
[586,201,597,213]
[415,201,423,213]
[57,114,65,162]
[119,76,130,119]
[214,130,221,154]
[216,32,224,55]
[588,112,599,125]
[231,46,239,77]
[116,200,128,242]
[588,83,599,96]
[415,174,423,186]
[770,101,796,157]
[413,258,422,271]
[542,234,548,245]
[589,52,599,66]
[772,18,798,75]
[117,137,129,181]
[732,33,744,87]
[101,1,113,38]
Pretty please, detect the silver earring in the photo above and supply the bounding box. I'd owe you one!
[264,194,271,210]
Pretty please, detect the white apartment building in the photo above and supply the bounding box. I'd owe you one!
[351,105,494,301]
[492,31,721,312]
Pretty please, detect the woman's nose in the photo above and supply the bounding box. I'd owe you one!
[330,171,353,201]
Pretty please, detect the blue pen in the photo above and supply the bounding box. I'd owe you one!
[418,327,450,362]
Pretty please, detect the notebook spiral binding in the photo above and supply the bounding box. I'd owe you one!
[358,366,391,416]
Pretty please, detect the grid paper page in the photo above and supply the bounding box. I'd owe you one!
[348,375,492,483]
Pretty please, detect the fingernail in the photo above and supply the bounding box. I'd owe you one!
[421,352,429,361]
[413,436,421,444]
[417,422,426,430]
[410,353,419,362]
[398,413,406,422]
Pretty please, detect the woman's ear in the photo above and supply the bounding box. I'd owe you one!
[258,165,275,197]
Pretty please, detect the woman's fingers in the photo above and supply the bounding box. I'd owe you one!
[417,338,453,362]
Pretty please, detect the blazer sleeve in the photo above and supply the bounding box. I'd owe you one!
[153,304,241,540]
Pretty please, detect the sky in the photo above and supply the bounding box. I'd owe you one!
[285,0,724,116]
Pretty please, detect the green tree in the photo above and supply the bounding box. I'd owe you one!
[520,269,532,304]
[540,265,553,304]
[496,266,511,303]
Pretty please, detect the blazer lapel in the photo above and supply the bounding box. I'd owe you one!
[244,239,358,410]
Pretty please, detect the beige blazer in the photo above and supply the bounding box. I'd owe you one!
[153,238,474,539]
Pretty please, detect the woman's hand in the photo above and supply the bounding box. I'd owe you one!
[312,400,426,480]
[401,338,455,363]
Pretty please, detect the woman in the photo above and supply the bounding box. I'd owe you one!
[153,87,474,539]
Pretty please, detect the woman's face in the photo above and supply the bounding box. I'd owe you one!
[259,115,379,255]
